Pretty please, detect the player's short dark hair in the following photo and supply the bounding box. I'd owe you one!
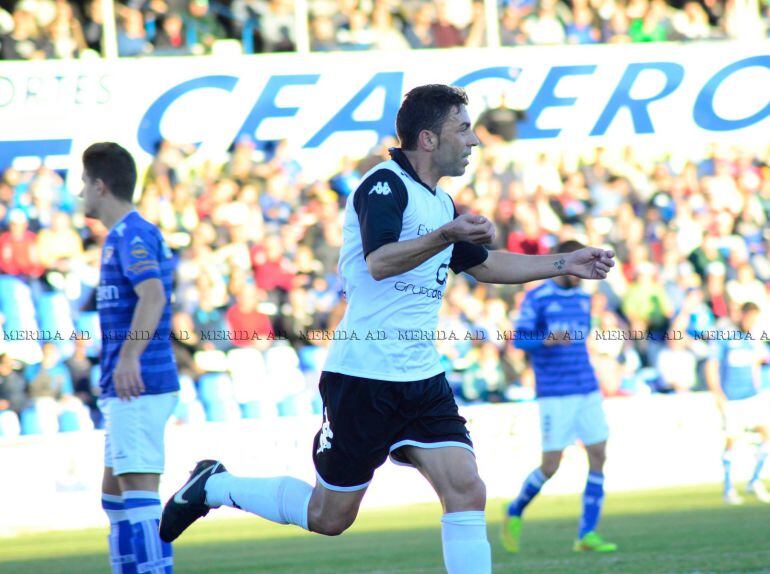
[556,240,585,254]
[82,142,137,203]
[741,301,760,315]
[396,85,469,151]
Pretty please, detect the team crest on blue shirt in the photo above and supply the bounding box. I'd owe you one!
[102,246,114,263]
[130,236,149,259]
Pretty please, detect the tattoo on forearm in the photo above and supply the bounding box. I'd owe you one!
[440,229,451,243]
[554,258,566,271]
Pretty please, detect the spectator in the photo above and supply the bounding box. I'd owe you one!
[184,0,225,53]
[117,7,151,56]
[0,353,26,414]
[672,1,712,38]
[523,0,566,44]
[629,5,668,41]
[0,209,44,278]
[370,3,410,50]
[26,343,70,401]
[310,14,341,50]
[225,283,274,347]
[404,3,436,48]
[337,9,375,49]
[1,5,53,59]
[154,13,188,51]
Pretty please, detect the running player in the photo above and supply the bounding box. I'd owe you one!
[82,142,179,574]
[706,301,770,505]
[159,85,614,574]
[501,240,617,554]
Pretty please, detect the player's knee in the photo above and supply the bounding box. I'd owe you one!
[308,509,356,537]
[588,449,606,470]
[541,458,560,478]
[446,472,486,510]
[312,516,354,537]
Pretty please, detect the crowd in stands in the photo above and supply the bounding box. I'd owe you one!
[0,119,768,436]
[1,0,768,59]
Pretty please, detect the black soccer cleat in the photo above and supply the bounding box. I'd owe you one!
[159,459,227,543]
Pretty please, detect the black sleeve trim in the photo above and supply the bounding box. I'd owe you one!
[450,241,489,273]
[352,169,409,259]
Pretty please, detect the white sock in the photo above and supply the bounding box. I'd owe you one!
[441,511,491,574]
[205,473,312,530]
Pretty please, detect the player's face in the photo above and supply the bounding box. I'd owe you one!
[80,171,101,219]
[740,309,758,332]
[433,105,479,178]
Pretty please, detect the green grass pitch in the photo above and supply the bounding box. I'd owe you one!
[2,485,769,573]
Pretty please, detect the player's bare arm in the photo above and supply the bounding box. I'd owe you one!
[113,277,167,400]
[366,213,495,281]
[466,247,615,285]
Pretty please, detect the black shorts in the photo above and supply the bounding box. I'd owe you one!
[312,371,473,491]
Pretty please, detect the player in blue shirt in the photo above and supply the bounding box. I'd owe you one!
[502,240,617,554]
[705,301,770,505]
[82,142,179,574]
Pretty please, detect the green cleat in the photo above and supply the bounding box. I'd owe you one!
[573,531,618,553]
[501,511,522,554]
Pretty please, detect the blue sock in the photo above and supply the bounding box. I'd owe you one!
[578,471,605,539]
[723,451,733,494]
[750,444,769,485]
[123,490,173,574]
[102,494,137,574]
[507,468,547,517]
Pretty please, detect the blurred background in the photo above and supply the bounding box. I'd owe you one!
[0,0,769,538]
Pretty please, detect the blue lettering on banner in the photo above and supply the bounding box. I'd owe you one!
[518,65,596,139]
[453,66,522,88]
[0,139,72,171]
[305,71,403,148]
[694,55,770,131]
[137,75,238,154]
[236,74,320,149]
[591,62,684,136]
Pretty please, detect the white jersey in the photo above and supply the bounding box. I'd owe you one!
[323,149,488,382]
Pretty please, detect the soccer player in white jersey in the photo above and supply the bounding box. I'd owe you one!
[159,85,615,574]
[82,142,179,574]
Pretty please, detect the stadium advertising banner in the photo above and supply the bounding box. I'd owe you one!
[0,395,730,534]
[0,42,768,179]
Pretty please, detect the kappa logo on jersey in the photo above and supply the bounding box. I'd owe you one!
[316,408,334,455]
[369,181,392,195]
[102,246,114,263]
[546,302,563,313]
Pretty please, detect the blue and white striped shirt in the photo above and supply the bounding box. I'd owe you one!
[513,280,598,398]
[97,211,178,398]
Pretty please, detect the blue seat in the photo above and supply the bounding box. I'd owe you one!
[298,346,325,373]
[240,401,261,419]
[75,312,101,358]
[197,373,233,404]
[58,410,81,432]
[311,394,323,416]
[277,396,299,417]
[204,399,240,423]
[20,407,41,435]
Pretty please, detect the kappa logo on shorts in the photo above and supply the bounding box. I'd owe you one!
[369,181,392,195]
[316,408,334,455]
